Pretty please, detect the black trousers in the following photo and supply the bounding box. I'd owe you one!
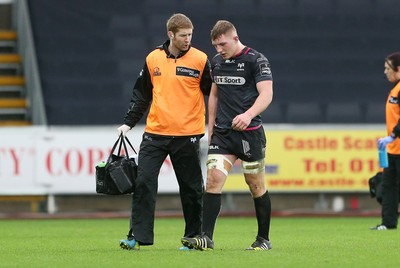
[382,154,400,228]
[129,133,204,245]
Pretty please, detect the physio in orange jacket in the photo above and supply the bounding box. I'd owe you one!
[373,51,400,230]
[117,13,212,249]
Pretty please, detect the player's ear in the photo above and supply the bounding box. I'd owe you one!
[168,31,174,39]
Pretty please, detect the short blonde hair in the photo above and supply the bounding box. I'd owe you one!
[166,13,193,34]
[210,20,237,40]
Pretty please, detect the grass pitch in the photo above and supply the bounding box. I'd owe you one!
[0,217,398,267]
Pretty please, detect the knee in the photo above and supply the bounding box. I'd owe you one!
[245,174,267,197]
[205,170,225,193]
[248,182,266,197]
[205,180,219,192]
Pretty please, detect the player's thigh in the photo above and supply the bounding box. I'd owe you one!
[206,154,236,193]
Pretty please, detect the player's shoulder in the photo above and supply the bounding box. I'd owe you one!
[244,47,269,63]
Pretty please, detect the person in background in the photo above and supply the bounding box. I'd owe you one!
[182,20,273,250]
[117,13,212,249]
[373,51,400,230]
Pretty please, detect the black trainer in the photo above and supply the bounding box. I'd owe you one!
[246,236,272,250]
[181,234,214,251]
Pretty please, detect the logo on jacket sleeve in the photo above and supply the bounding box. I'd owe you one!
[389,96,398,104]
[259,63,271,76]
[153,67,161,76]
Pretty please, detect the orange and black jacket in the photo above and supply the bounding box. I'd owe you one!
[386,80,400,154]
[123,40,212,136]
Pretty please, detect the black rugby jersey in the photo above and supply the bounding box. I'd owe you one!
[211,46,272,129]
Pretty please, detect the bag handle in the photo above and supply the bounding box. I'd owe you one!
[120,135,129,158]
[118,135,137,158]
[108,134,138,160]
[110,134,122,155]
[124,136,137,155]
[106,134,123,162]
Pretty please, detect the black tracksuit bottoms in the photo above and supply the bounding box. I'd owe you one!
[382,154,400,228]
[128,133,204,245]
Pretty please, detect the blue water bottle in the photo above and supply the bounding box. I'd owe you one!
[378,148,388,168]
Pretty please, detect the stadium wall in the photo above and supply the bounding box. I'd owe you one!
[0,125,384,214]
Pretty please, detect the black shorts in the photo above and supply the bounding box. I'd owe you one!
[208,126,266,162]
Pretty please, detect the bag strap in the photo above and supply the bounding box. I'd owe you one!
[120,135,130,158]
[124,136,138,155]
[107,134,123,161]
[117,135,124,156]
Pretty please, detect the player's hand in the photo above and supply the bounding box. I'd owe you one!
[232,113,252,131]
[117,124,131,137]
[377,136,395,151]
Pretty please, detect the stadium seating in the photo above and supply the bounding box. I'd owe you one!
[26,0,400,125]
[365,101,385,123]
[286,102,324,123]
[325,102,363,124]
[261,101,285,124]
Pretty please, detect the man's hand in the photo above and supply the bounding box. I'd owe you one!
[231,112,252,131]
[117,124,131,136]
[377,136,395,151]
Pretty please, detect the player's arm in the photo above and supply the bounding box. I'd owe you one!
[208,82,218,143]
[232,80,273,131]
[247,80,273,118]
